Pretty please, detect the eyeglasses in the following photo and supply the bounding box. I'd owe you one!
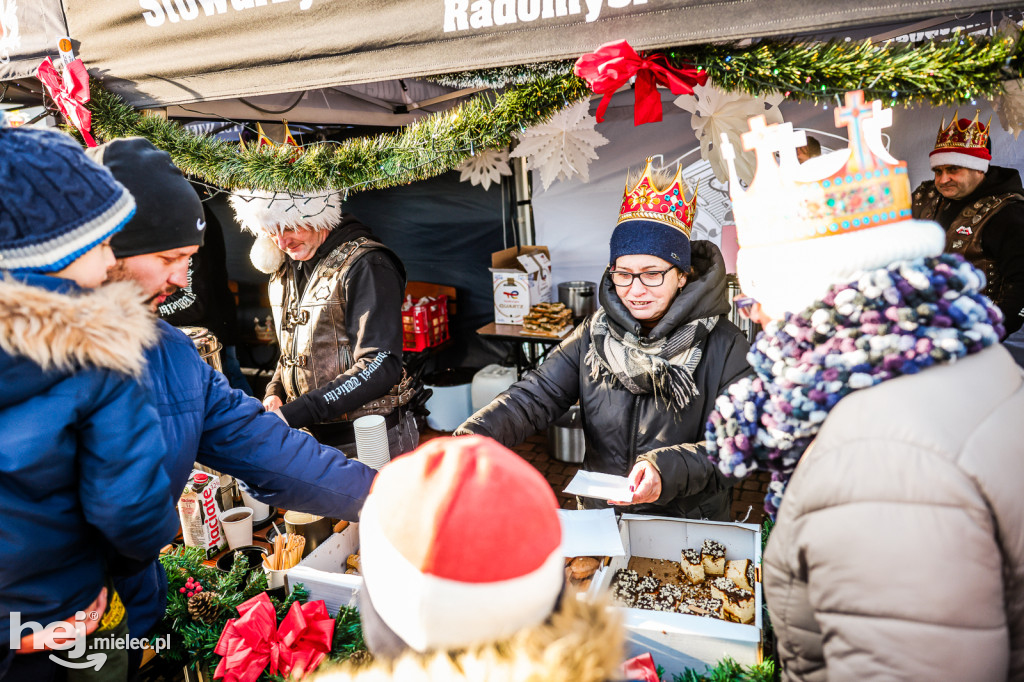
[608,268,676,288]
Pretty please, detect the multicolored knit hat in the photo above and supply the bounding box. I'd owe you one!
[358,435,564,654]
[722,90,945,318]
[0,127,135,274]
[929,112,991,172]
[609,159,697,270]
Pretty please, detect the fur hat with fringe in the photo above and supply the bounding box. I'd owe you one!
[228,189,343,273]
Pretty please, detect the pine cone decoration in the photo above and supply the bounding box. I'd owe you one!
[187,591,222,623]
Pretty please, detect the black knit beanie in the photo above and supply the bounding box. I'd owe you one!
[85,137,205,257]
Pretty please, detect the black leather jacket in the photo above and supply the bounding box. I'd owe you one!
[458,241,752,520]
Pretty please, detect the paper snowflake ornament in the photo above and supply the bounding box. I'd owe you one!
[992,20,1024,140]
[457,148,512,191]
[0,0,21,64]
[674,81,785,185]
[510,100,608,190]
[994,79,1024,140]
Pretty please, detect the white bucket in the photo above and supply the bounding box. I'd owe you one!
[424,368,476,432]
[471,364,518,412]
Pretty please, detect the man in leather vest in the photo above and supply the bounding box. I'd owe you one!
[911,114,1024,334]
[230,188,418,456]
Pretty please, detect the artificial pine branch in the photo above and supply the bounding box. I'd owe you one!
[677,31,1021,106]
[426,30,1022,106]
[153,547,293,673]
[79,29,1020,197]
[84,74,590,195]
[276,584,309,620]
[672,657,776,682]
[329,606,367,661]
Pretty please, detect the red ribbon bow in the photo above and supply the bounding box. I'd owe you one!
[213,593,334,682]
[574,40,707,126]
[35,57,97,147]
[620,652,660,682]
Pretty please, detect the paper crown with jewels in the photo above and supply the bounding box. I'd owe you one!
[616,159,698,237]
[722,90,944,317]
[929,112,992,172]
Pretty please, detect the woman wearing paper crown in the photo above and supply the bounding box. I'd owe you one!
[706,91,1024,680]
[458,160,752,520]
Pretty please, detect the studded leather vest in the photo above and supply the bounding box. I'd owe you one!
[270,236,404,420]
[912,181,1024,302]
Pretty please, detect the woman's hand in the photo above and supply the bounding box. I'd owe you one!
[263,395,283,411]
[610,460,662,506]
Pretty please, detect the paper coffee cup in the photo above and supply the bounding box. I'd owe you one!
[264,566,288,590]
[220,507,254,550]
[238,485,271,523]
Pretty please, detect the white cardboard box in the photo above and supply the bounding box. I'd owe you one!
[286,522,362,613]
[585,514,763,677]
[489,246,552,324]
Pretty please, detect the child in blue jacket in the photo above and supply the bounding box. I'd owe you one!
[0,127,179,682]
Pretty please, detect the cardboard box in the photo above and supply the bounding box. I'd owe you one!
[490,246,551,324]
[286,522,362,613]
[585,514,763,677]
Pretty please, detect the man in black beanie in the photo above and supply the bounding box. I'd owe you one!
[85,138,377,676]
[87,138,206,309]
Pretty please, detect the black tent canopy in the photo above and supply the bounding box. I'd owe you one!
[2,0,1019,110]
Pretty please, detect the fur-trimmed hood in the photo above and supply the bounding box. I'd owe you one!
[311,596,623,682]
[0,275,157,380]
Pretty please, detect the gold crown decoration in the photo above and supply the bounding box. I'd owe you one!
[933,111,991,152]
[723,90,912,249]
[616,158,698,238]
[238,121,301,156]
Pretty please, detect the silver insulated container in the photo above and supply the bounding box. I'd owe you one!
[557,280,597,323]
[547,404,585,463]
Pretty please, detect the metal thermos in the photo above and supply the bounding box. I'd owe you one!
[557,281,597,323]
[547,404,585,463]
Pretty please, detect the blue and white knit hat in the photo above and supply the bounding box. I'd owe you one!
[0,127,135,273]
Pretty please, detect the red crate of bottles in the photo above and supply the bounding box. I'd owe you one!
[402,294,449,352]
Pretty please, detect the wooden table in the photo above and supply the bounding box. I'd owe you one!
[475,322,573,378]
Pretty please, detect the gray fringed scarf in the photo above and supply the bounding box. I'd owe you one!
[584,308,718,410]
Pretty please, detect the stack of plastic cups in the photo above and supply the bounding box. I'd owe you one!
[354,415,391,470]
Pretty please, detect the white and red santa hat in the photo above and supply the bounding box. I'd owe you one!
[228,188,342,273]
[929,113,992,173]
[358,435,564,654]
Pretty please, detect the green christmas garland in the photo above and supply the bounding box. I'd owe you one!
[84,73,591,194]
[78,29,1022,198]
[429,30,1022,106]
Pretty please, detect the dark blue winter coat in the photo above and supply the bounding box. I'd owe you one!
[0,275,179,646]
[115,320,377,637]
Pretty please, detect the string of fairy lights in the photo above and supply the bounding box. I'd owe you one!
[71,27,1023,202]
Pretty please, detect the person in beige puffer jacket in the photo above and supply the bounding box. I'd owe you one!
[761,343,1024,680]
[706,91,1024,680]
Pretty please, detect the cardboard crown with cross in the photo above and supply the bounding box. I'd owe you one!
[720,90,945,317]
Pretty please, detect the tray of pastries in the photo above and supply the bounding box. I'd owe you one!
[521,302,574,338]
[608,539,756,624]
